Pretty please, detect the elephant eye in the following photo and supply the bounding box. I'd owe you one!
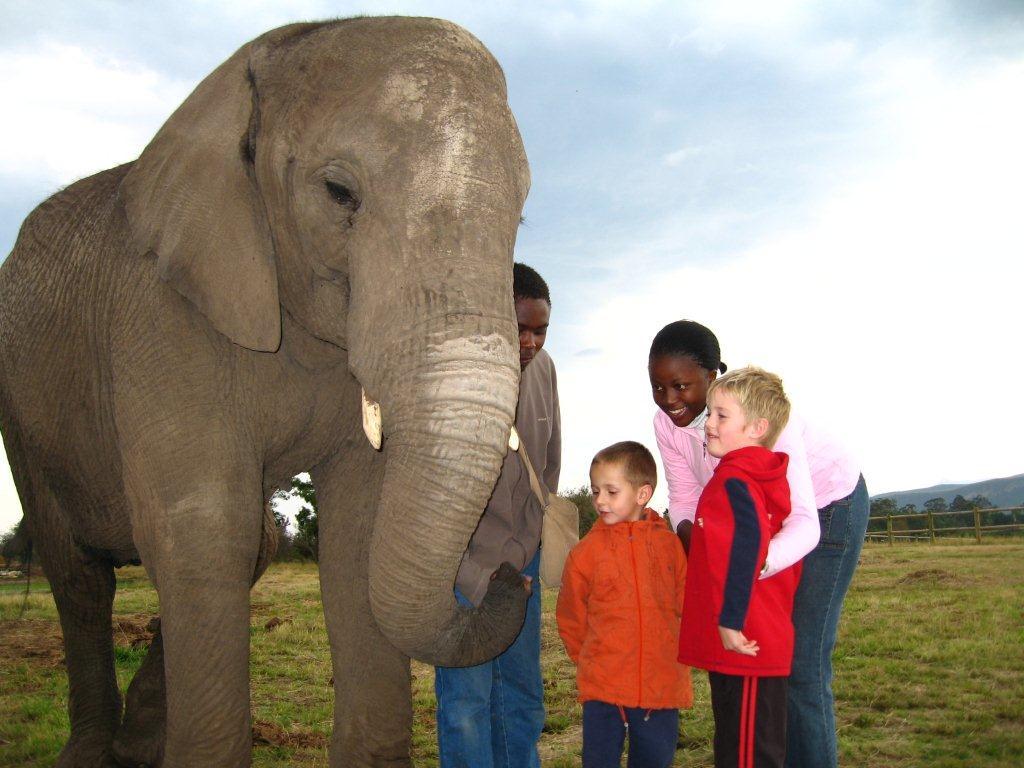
[325,180,359,209]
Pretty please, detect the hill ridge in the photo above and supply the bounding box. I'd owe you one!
[872,472,1024,509]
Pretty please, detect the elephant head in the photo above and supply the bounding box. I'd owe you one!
[119,18,530,665]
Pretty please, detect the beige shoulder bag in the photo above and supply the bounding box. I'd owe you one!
[510,427,579,589]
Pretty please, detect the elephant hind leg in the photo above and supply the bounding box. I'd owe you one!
[15,466,122,767]
[112,620,166,768]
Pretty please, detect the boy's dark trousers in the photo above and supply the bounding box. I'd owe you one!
[581,700,679,768]
[708,672,787,768]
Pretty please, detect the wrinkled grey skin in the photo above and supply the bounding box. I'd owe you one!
[0,17,531,768]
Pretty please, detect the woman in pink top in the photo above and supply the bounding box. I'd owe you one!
[648,320,867,768]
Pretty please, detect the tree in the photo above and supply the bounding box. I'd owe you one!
[870,498,898,517]
[960,494,997,526]
[950,494,972,512]
[272,475,319,561]
[923,497,951,529]
[897,503,926,530]
[563,486,597,537]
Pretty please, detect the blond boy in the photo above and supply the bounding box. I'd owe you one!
[677,367,797,768]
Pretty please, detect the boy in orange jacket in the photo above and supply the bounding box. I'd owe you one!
[557,441,692,768]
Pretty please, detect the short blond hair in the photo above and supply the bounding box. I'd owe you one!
[591,441,657,491]
[707,366,791,449]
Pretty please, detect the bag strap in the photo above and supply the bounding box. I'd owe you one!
[510,426,550,507]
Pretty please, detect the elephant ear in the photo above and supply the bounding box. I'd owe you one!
[120,39,280,352]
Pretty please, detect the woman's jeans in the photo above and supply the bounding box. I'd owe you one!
[434,551,544,768]
[785,475,869,768]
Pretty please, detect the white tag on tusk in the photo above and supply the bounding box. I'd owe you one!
[362,389,382,450]
[508,426,520,452]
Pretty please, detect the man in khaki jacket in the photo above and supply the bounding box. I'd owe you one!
[434,262,561,768]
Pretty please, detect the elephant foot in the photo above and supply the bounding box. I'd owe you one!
[329,736,413,768]
[54,732,116,768]
[111,620,165,768]
[111,724,163,768]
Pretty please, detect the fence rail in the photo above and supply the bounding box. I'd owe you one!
[866,506,1024,544]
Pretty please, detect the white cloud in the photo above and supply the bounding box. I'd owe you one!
[663,144,706,167]
[0,42,192,187]
[0,458,20,534]
[554,56,1024,504]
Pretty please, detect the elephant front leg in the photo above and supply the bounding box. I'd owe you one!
[314,452,414,767]
[122,446,263,768]
[159,571,252,767]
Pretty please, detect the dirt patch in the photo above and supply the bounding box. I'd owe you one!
[252,720,327,749]
[112,615,159,648]
[250,599,273,615]
[0,615,159,670]
[0,618,65,667]
[263,616,292,631]
[898,568,962,585]
[538,723,581,763]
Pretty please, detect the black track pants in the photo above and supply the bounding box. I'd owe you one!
[709,672,787,768]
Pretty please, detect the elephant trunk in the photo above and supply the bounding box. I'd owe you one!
[362,311,526,667]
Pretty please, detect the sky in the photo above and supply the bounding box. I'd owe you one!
[1,0,1023,532]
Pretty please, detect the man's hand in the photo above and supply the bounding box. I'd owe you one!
[490,568,533,595]
[718,626,759,656]
[675,520,693,554]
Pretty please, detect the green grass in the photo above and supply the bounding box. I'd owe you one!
[2,542,1022,766]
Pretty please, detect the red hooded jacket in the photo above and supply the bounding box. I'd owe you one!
[677,446,800,676]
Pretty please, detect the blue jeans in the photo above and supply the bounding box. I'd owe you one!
[434,551,544,768]
[785,475,869,768]
[582,700,679,768]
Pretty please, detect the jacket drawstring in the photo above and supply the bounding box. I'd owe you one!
[617,706,654,730]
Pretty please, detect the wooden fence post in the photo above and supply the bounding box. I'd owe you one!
[974,508,982,543]
[887,514,893,545]
[927,510,935,543]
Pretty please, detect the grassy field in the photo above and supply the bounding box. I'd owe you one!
[2,542,1022,767]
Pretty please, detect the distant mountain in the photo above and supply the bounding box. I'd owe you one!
[872,473,1024,509]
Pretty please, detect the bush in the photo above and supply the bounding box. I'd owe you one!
[562,486,597,537]
[1,520,31,569]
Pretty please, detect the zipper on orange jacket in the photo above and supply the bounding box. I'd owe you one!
[628,522,644,706]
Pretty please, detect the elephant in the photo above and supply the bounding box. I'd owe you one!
[0,16,532,768]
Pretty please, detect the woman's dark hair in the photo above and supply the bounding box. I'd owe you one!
[648,320,727,373]
[513,262,551,305]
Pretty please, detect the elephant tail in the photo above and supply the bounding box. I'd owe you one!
[252,499,281,586]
